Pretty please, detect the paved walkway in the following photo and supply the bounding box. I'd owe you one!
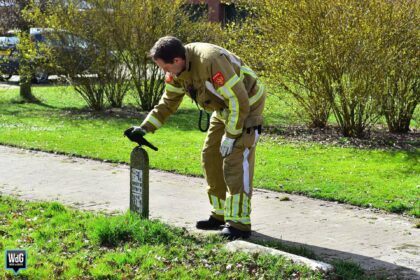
[0,81,19,89]
[0,145,418,279]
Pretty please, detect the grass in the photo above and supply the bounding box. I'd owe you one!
[0,196,325,279]
[0,86,419,217]
[0,196,390,279]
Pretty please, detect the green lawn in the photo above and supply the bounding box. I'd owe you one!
[0,196,326,279]
[0,86,419,217]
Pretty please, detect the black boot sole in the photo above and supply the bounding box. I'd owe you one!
[196,224,225,230]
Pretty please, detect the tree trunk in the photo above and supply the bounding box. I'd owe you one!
[18,28,38,103]
[19,78,37,102]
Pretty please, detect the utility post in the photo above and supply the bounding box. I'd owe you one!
[129,146,149,219]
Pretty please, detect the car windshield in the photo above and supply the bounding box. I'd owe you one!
[0,36,18,48]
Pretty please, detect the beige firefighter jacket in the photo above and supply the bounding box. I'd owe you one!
[140,43,265,138]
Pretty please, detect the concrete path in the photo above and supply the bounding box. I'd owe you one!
[0,145,419,279]
[0,80,19,89]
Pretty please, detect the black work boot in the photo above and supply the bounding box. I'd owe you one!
[219,225,251,240]
[196,216,225,230]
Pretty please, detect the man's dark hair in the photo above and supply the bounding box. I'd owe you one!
[149,36,186,63]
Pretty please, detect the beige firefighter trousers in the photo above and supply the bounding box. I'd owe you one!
[201,113,261,232]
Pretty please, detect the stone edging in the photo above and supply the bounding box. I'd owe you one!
[225,240,334,273]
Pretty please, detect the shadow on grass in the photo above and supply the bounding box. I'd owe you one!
[71,106,200,132]
[8,97,57,109]
[379,149,419,177]
[2,101,202,132]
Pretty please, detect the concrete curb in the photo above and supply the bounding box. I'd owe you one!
[225,240,334,273]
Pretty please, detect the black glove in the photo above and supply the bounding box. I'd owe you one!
[124,126,158,151]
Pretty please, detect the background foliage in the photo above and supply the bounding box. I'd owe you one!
[28,0,225,111]
[225,0,419,137]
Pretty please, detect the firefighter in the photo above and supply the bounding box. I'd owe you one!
[127,36,266,239]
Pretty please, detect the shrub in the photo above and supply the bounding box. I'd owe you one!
[78,6,132,109]
[52,31,111,111]
[103,58,132,108]
[375,1,419,133]
[85,0,225,111]
[227,0,418,137]
[225,1,332,128]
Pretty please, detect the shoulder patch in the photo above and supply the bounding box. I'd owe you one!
[212,71,225,87]
[165,73,173,83]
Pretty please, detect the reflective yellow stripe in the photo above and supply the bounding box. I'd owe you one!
[239,65,264,106]
[220,197,225,210]
[242,193,251,218]
[212,195,218,209]
[224,194,251,224]
[209,195,225,216]
[240,65,257,79]
[225,74,241,88]
[242,197,248,218]
[225,195,232,217]
[217,74,242,136]
[165,84,184,94]
[146,114,162,129]
[250,83,265,106]
[233,194,240,219]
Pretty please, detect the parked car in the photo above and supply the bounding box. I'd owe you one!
[0,34,19,81]
[0,28,96,83]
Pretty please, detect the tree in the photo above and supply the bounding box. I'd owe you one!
[0,0,52,102]
[1,0,33,101]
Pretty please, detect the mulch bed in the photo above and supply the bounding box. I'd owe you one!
[264,125,419,151]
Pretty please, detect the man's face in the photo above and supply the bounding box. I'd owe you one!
[154,58,185,76]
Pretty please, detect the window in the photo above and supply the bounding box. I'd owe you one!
[181,3,209,22]
[221,3,248,25]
